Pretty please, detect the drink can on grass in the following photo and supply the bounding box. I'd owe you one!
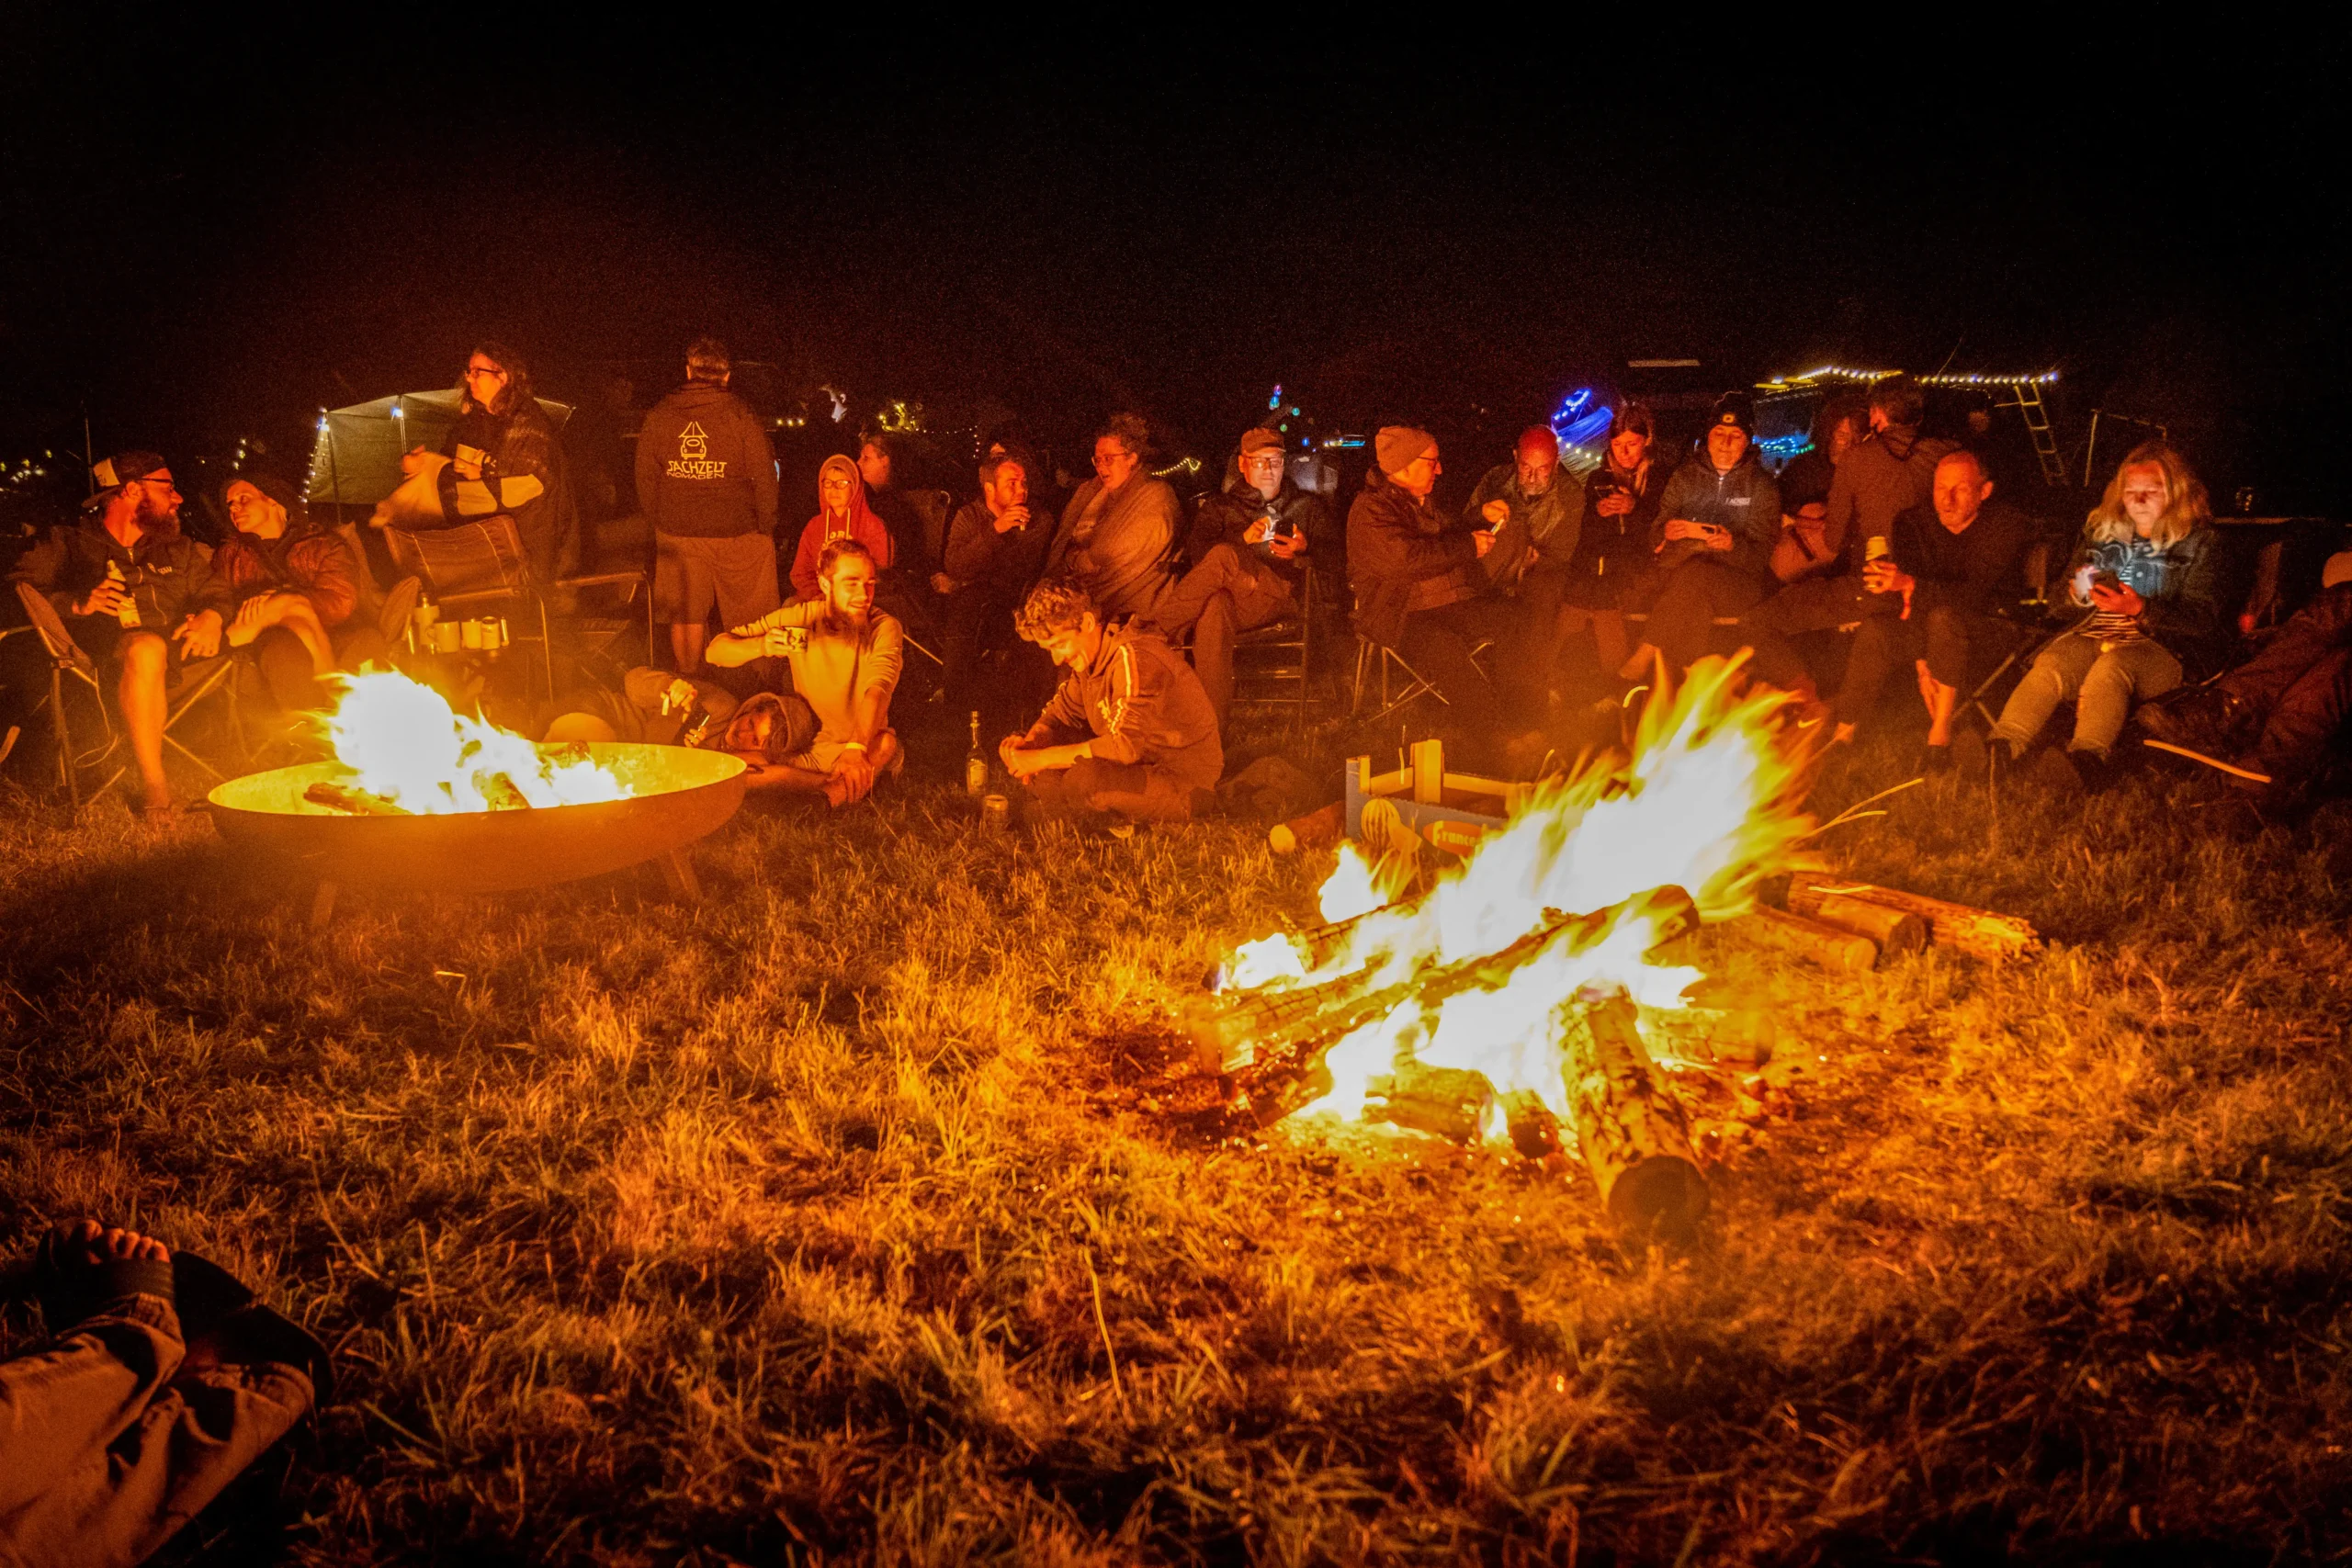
[982,794,1010,833]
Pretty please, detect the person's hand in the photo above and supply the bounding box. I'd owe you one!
[1480,499,1511,526]
[1699,524,1733,551]
[1863,562,1915,596]
[761,626,800,659]
[1243,517,1273,545]
[659,677,697,716]
[1000,739,1042,781]
[2089,580,2143,616]
[1595,491,1634,518]
[1660,518,1702,542]
[225,594,272,647]
[1267,529,1305,560]
[1473,529,1496,559]
[75,580,129,619]
[175,609,224,660]
[930,571,958,595]
[399,445,431,477]
[995,504,1030,535]
[999,736,1026,775]
[832,750,878,802]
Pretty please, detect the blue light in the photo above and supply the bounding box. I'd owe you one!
[1269,383,1283,412]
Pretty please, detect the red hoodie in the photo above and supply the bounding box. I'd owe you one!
[789,455,896,599]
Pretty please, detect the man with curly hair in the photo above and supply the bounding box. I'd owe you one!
[1001,577,1221,824]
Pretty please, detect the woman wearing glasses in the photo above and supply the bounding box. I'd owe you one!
[400,341,572,580]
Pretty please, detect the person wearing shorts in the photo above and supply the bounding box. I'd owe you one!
[636,336,780,672]
[705,537,902,807]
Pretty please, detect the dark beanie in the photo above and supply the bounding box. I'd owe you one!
[229,470,308,525]
[1709,391,1755,437]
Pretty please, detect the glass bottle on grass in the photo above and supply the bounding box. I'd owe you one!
[966,711,988,795]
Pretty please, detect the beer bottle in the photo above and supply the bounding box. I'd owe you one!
[965,711,988,795]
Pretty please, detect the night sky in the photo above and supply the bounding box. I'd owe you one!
[4,17,2343,506]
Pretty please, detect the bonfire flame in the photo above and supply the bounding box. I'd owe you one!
[323,671,626,815]
[1228,658,1815,1135]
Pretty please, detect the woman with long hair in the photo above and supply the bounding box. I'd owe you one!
[401,339,574,580]
[1986,441,2227,790]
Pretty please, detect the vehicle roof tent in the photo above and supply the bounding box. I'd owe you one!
[303,389,574,510]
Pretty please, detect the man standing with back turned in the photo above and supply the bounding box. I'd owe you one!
[637,336,780,672]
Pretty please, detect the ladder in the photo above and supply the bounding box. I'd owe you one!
[1995,379,2069,485]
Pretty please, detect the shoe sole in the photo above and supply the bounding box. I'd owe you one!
[2142,739,2273,784]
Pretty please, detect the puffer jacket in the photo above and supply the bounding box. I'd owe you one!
[211,521,361,627]
[1346,467,1481,648]
[1651,447,1781,580]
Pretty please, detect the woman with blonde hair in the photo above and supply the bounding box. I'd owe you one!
[1985,442,2227,791]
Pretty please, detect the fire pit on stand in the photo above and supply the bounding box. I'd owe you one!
[209,671,748,923]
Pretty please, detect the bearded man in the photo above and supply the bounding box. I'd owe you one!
[706,537,903,806]
[10,452,232,814]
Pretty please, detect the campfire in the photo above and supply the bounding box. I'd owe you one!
[1192,660,1821,1236]
[307,671,626,817]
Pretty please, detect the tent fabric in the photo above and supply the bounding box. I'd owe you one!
[304,390,574,507]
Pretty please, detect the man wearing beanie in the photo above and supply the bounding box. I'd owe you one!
[1348,426,1527,744]
[9,452,231,815]
[1466,424,1584,697]
[213,471,368,716]
[1618,392,1781,680]
[1146,427,1333,728]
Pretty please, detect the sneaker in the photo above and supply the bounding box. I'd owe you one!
[1949,728,1989,783]
[2030,745,2086,795]
[2136,682,2256,755]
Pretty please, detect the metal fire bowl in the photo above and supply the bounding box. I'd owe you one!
[206,744,748,894]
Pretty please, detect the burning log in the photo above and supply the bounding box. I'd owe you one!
[1802,892,1928,958]
[1500,1090,1563,1159]
[1732,907,1880,971]
[480,773,534,812]
[1636,1003,1774,1068]
[1191,885,1702,1074]
[1786,880,2041,962]
[1363,1064,1495,1144]
[1559,989,1709,1237]
[301,781,412,817]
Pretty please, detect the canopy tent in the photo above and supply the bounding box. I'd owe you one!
[304,389,574,509]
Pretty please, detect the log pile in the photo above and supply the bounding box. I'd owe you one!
[303,781,409,817]
[1786,879,2041,962]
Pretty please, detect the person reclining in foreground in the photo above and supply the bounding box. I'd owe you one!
[1001,577,1222,824]
[1986,442,2226,793]
[1746,449,2029,760]
[707,538,902,806]
[2137,580,2352,812]
[1145,426,1331,728]
[0,1219,330,1567]
[8,452,232,816]
[544,670,821,790]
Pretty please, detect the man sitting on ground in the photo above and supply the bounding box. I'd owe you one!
[0,1219,331,1564]
[213,472,365,714]
[707,537,901,806]
[8,452,231,815]
[2138,578,2352,813]
[1145,426,1331,728]
[1001,577,1222,825]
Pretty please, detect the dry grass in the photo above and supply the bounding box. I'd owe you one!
[1,735,2349,1565]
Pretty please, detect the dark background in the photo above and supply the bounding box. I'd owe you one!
[2,14,2343,513]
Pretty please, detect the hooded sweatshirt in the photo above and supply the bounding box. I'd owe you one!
[789,456,898,600]
[1651,446,1781,581]
[635,380,779,540]
[1034,620,1223,787]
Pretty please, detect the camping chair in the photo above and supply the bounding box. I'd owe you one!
[12,582,243,810]
[1350,592,1492,727]
[1231,563,1318,731]
[383,516,647,702]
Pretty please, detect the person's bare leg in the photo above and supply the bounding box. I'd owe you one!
[1923,676,1959,747]
[117,633,171,810]
[670,622,707,673]
[274,597,335,677]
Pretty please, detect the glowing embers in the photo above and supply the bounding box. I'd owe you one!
[322,670,626,815]
[1203,658,1816,1225]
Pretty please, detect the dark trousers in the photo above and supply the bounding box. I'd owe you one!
[1396,595,1532,734]
[1840,604,1996,728]
[1632,557,1766,673]
[1512,565,1571,694]
[1148,545,1295,723]
[2222,583,2352,781]
[1743,575,1893,694]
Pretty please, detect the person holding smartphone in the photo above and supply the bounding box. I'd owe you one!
[1616,392,1781,682]
[1147,427,1332,728]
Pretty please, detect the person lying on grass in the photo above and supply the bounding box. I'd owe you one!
[544,670,825,791]
[706,537,902,806]
[1000,576,1223,825]
[0,1219,332,1566]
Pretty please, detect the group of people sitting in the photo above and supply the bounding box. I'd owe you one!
[10,334,2346,829]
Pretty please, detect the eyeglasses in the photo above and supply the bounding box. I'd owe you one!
[464,364,508,379]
